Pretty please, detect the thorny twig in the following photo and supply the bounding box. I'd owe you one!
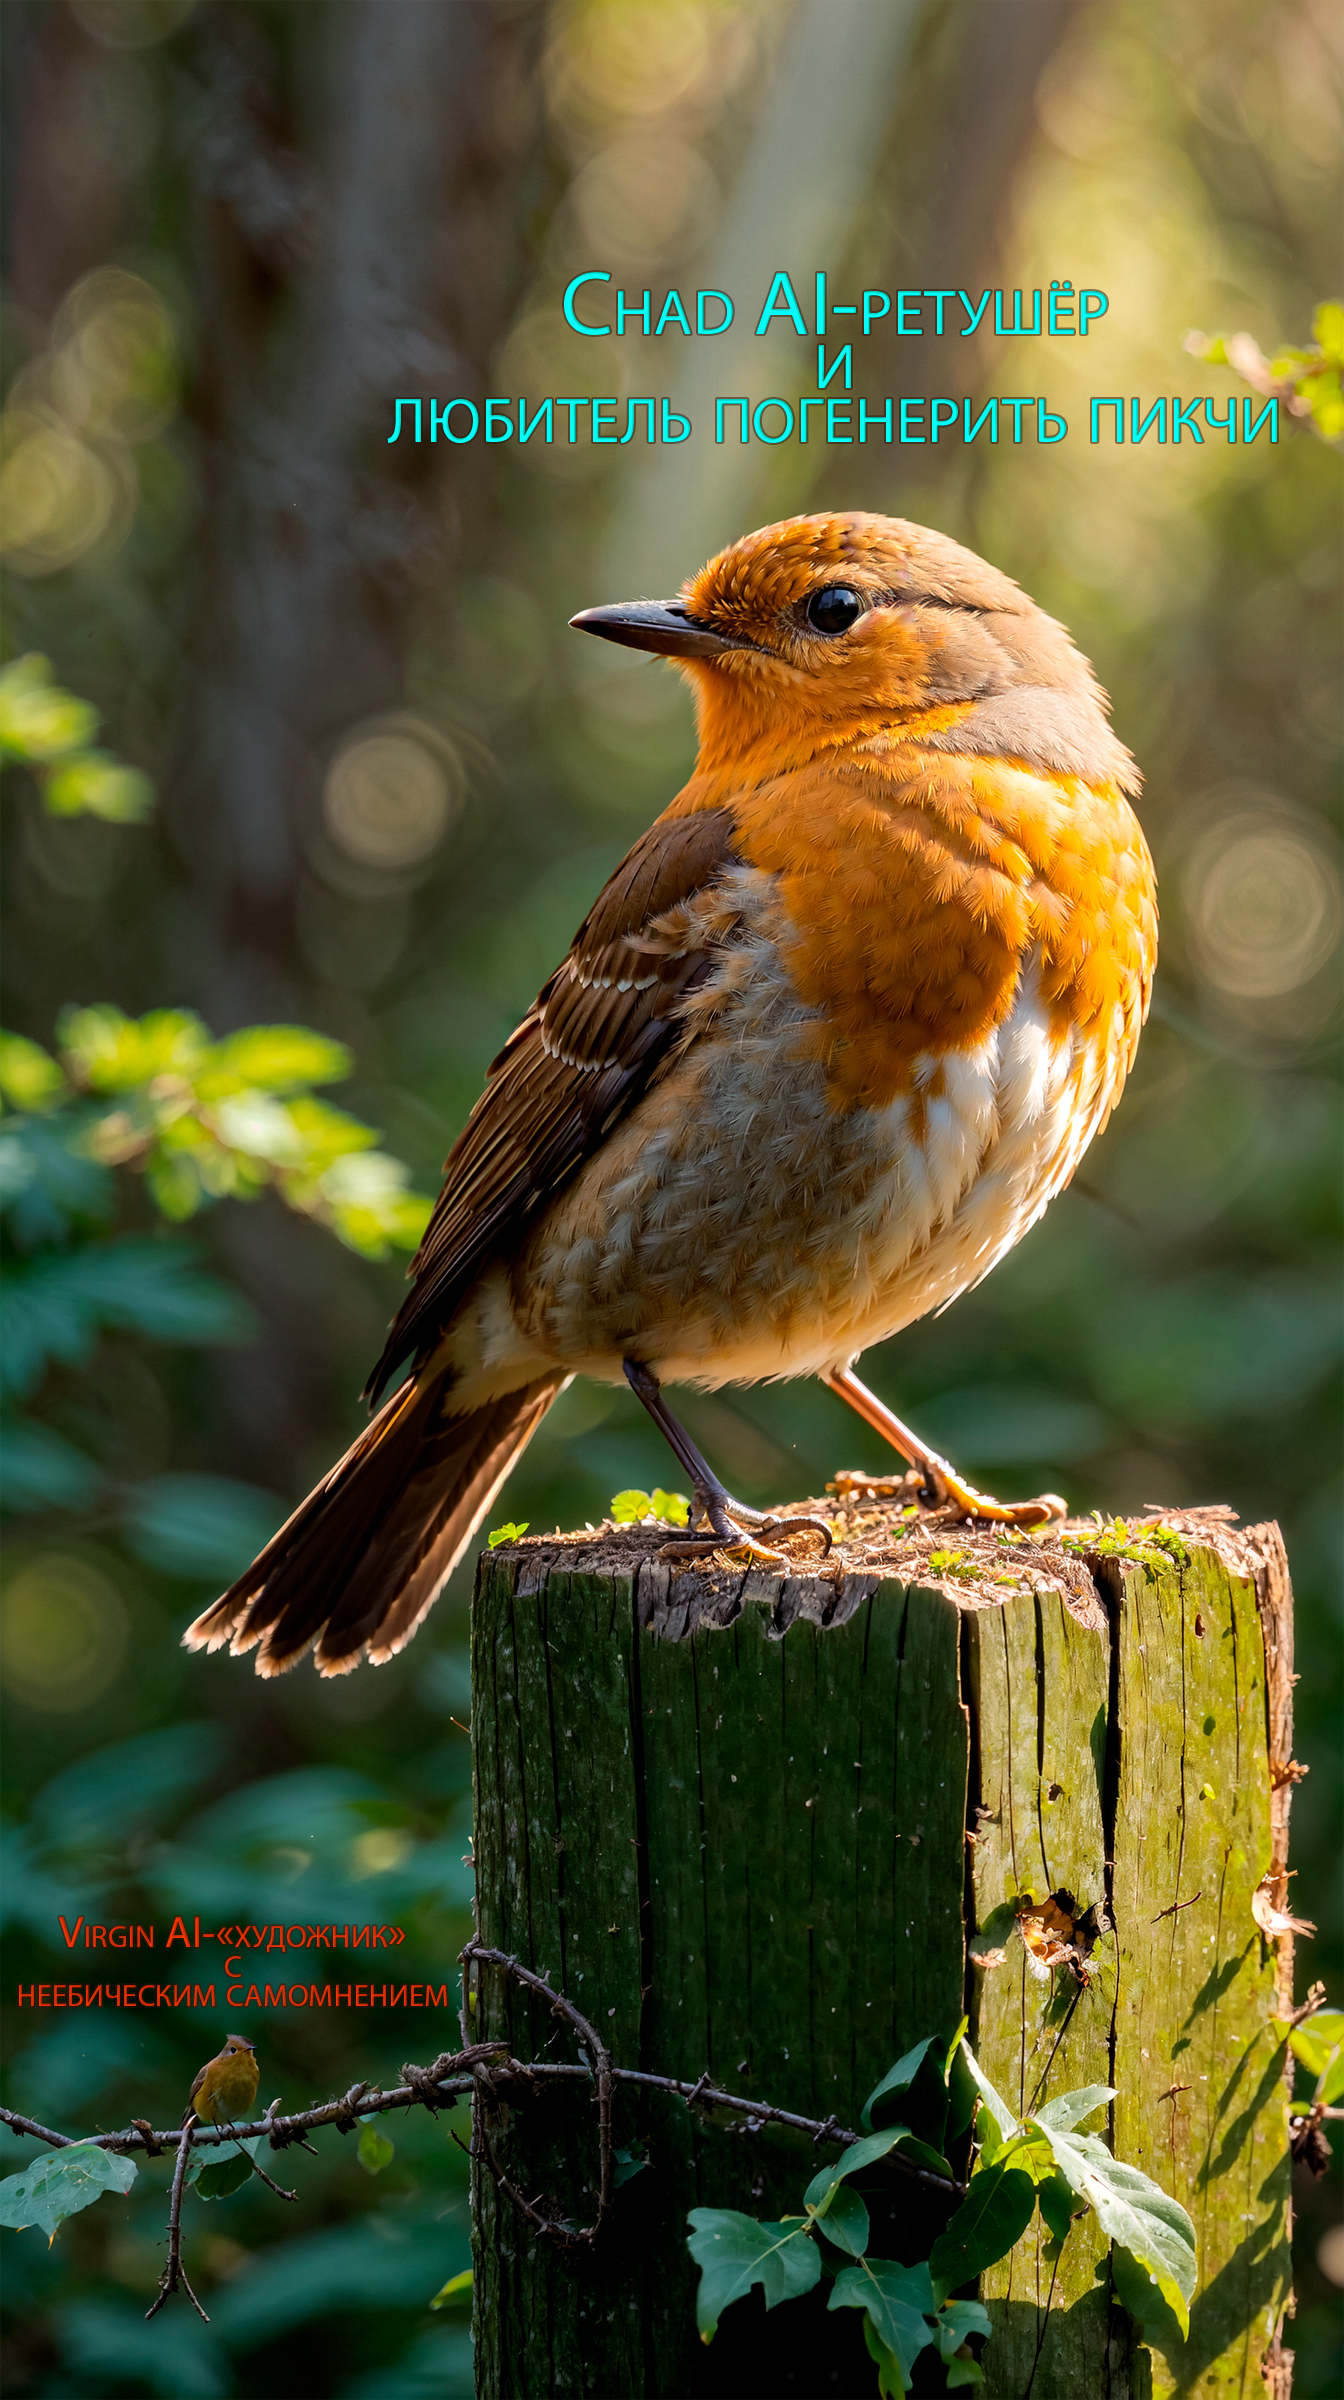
[1,1948,966,2307]
[462,1940,615,2244]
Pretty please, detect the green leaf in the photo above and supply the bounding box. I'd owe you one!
[861,2311,907,2397]
[809,2181,869,2258]
[958,2039,1018,2155]
[1036,2124,1196,2334]
[828,2257,939,2384]
[1287,2010,1344,2101]
[686,2208,820,2341]
[357,2124,395,2176]
[860,2037,937,2131]
[928,2162,1037,2298]
[0,1238,253,1401]
[314,1150,432,1259]
[1036,2169,1078,2246]
[58,1005,210,1093]
[189,2139,261,2200]
[430,2267,473,2309]
[1313,300,1344,363]
[198,1027,351,1098]
[487,1522,529,1549]
[804,2122,925,2222]
[44,753,154,824]
[611,1489,653,1523]
[0,1417,101,1511]
[946,2355,986,2389]
[0,1032,69,1114]
[1032,2084,1116,2133]
[0,2141,137,2237]
[936,2298,992,2358]
[120,1473,287,1580]
[0,655,99,761]
[612,2142,650,2189]
[1111,2238,1189,2355]
[0,1116,116,1246]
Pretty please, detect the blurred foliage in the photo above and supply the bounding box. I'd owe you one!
[0,0,1339,2392]
[1187,300,1344,444]
[0,652,154,824]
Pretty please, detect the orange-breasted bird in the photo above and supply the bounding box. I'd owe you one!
[186,511,1156,1678]
[182,2033,259,2129]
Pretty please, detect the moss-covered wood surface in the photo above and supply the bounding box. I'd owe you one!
[468,1504,1298,2400]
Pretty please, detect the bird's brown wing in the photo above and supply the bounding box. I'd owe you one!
[181,2060,207,2127]
[365,805,739,1402]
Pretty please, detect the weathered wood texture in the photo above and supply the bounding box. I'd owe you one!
[469,1512,1296,2400]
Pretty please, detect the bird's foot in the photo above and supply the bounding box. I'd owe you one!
[918,1459,1067,1532]
[823,1370,1066,1532]
[658,1487,833,1567]
[831,1463,1064,1532]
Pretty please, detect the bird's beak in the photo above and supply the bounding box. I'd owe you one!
[569,599,751,660]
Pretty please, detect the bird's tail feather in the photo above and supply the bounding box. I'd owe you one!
[183,1369,565,1677]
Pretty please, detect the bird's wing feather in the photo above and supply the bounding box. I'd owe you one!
[365,805,738,1400]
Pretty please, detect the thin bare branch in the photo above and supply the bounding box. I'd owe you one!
[145,2123,208,2323]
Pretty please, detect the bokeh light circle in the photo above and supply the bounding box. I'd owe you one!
[1185,817,1341,998]
[323,727,457,869]
[1,1555,128,1712]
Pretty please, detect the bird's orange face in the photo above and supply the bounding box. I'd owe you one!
[671,511,1078,773]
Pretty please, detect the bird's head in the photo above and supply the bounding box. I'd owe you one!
[572,511,1135,791]
[224,2035,256,2056]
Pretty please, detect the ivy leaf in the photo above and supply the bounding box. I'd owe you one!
[1036,2169,1078,2247]
[809,2181,870,2259]
[928,2161,1037,2299]
[860,2038,937,2131]
[935,2297,992,2358]
[1032,2085,1116,2134]
[1110,2238,1190,2355]
[804,2121,926,2223]
[189,2138,261,2200]
[828,2257,940,2385]
[958,2039,1018,2156]
[861,2312,907,2397]
[1035,2124,1196,2334]
[357,2125,395,2176]
[686,2208,820,2342]
[0,2142,136,2238]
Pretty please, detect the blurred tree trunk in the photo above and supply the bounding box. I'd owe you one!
[168,0,523,1481]
[177,0,491,1024]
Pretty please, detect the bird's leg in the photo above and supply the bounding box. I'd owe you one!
[622,1360,832,1562]
[823,1365,1067,1531]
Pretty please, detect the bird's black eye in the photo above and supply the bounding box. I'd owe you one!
[805,585,865,636]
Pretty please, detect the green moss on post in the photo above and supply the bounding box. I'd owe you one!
[468,1512,1296,2399]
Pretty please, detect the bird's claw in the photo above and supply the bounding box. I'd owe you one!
[658,1505,834,1568]
[830,1464,1066,1532]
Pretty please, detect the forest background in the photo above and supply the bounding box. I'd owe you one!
[0,2,1340,2396]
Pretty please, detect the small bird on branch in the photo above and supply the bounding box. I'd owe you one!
[186,510,1155,1677]
[182,2034,259,2130]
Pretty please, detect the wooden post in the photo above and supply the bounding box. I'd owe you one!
[468,1507,1297,2399]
